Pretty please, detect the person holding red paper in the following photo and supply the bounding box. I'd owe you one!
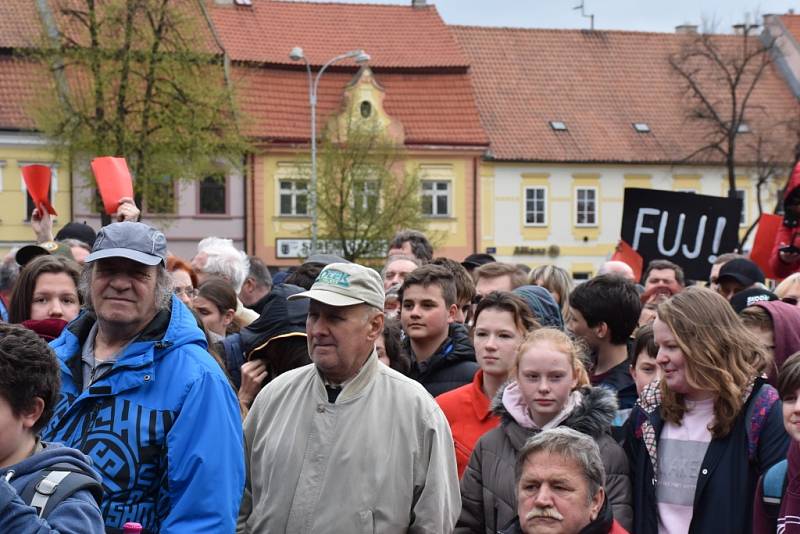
[771,160,800,279]
[90,157,135,215]
[21,165,56,217]
[28,199,140,265]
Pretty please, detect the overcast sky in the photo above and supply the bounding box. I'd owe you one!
[318,0,797,32]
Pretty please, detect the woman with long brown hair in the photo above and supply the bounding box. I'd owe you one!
[9,255,81,341]
[624,287,789,534]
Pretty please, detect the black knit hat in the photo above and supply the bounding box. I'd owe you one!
[55,222,97,248]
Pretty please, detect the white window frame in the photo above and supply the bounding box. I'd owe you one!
[575,187,598,227]
[353,180,379,211]
[421,180,451,217]
[279,179,309,217]
[524,186,547,226]
[735,188,747,227]
[0,161,5,192]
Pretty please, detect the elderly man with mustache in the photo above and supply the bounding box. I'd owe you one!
[500,427,629,534]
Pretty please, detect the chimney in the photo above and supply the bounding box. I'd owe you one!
[732,22,759,35]
[675,24,698,34]
[412,0,427,7]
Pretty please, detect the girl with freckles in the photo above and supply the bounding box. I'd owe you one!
[457,328,633,533]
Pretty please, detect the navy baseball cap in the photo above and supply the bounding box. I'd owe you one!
[85,222,167,266]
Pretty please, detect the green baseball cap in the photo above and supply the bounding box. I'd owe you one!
[288,262,384,310]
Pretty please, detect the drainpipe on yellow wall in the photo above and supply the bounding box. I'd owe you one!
[472,155,479,254]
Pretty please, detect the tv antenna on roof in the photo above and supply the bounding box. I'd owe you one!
[574,1,595,31]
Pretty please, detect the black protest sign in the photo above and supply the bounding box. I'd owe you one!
[620,188,741,281]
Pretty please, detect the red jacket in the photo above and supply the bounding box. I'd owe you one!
[770,162,800,279]
[435,369,500,477]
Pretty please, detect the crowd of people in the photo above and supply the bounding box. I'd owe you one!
[2,201,800,533]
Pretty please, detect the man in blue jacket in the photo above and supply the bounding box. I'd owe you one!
[42,221,244,533]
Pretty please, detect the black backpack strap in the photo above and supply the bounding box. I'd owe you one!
[19,463,103,519]
[221,333,244,389]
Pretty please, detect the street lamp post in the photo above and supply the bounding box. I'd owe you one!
[289,47,370,256]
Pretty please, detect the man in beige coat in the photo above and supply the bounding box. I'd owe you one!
[237,262,460,534]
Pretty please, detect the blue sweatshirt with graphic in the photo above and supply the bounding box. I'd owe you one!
[0,441,104,534]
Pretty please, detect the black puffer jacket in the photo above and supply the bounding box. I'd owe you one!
[406,322,478,397]
[457,385,633,533]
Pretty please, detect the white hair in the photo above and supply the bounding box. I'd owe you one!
[196,237,249,293]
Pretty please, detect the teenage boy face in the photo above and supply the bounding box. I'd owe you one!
[630,351,661,395]
[782,387,800,442]
[566,308,600,350]
[401,284,456,341]
[745,325,775,360]
[0,394,42,469]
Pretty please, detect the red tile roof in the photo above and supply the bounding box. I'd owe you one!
[453,26,798,164]
[781,14,800,42]
[233,66,488,146]
[0,56,52,130]
[208,0,468,68]
[0,0,45,49]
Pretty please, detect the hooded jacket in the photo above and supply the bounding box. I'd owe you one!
[754,300,800,386]
[406,322,478,397]
[498,496,629,534]
[624,377,788,534]
[457,385,633,533]
[770,163,800,279]
[42,295,245,534]
[0,441,104,533]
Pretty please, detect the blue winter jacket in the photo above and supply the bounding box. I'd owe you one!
[0,441,104,533]
[42,296,245,534]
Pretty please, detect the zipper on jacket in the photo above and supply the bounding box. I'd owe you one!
[78,400,103,452]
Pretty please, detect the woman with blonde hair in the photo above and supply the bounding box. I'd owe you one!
[624,287,789,534]
[457,327,632,533]
[529,264,573,321]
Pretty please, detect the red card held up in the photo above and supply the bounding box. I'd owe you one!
[749,213,782,280]
[21,165,57,216]
[91,157,134,215]
[611,239,644,282]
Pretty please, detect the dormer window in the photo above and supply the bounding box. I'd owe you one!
[360,100,372,118]
[633,122,651,133]
[549,121,567,131]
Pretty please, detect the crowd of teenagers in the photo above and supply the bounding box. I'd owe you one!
[3,199,800,533]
